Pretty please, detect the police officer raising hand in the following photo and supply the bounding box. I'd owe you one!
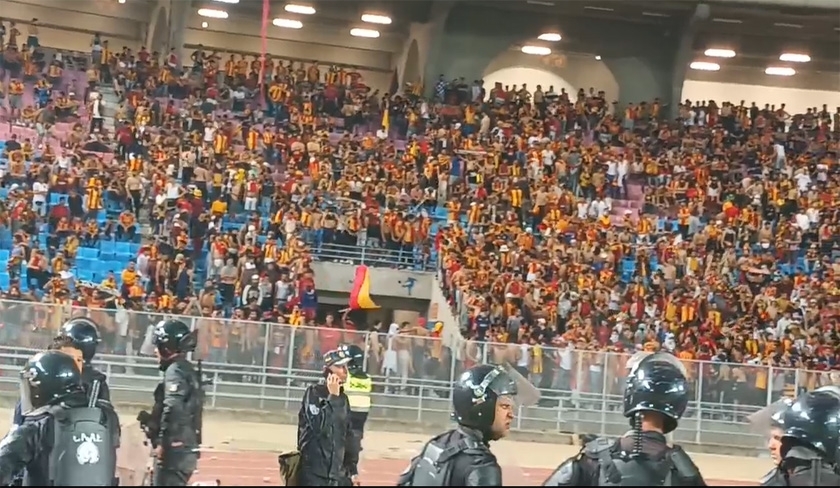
[327,372,343,397]
[296,348,361,487]
[149,319,203,487]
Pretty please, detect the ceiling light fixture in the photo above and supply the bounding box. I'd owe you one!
[712,17,742,24]
[773,22,802,28]
[201,21,209,28]
[197,8,228,19]
[689,61,721,71]
[213,0,239,4]
[537,33,562,42]
[642,12,670,18]
[350,28,380,38]
[704,48,736,58]
[779,53,811,63]
[361,14,392,25]
[595,55,602,60]
[765,66,796,76]
[273,18,303,29]
[521,45,551,56]
[284,4,316,15]
[584,6,614,12]
[117,0,126,4]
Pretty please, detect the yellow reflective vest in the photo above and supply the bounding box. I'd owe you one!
[345,373,372,412]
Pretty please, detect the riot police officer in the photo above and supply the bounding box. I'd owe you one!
[11,318,111,430]
[147,319,203,487]
[397,364,517,486]
[342,344,372,447]
[750,397,792,485]
[0,350,120,486]
[542,352,706,486]
[297,347,361,486]
[58,317,112,401]
[758,385,840,486]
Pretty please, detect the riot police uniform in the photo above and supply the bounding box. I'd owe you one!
[297,347,360,486]
[60,317,112,402]
[0,350,120,486]
[147,319,203,487]
[542,352,706,487]
[342,345,372,448]
[11,318,111,430]
[758,385,840,486]
[397,364,518,487]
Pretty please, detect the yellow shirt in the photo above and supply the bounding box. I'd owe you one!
[211,200,228,214]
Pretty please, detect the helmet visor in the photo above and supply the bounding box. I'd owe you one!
[748,398,793,436]
[485,364,542,408]
[626,351,688,378]
[19,371,37,415]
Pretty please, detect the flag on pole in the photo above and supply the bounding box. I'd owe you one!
[349,265,380,310]
[380,99,390,131]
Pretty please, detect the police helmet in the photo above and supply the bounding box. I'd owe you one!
[152,319,197,356]
[778,386,840,464]
[342,344,365,372]
[623,352,689,434]
[323,347,353,369]
[452,364,517,434]
[19,351,85,414]
[58,317,101,363]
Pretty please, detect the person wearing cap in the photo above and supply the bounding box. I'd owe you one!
[296,348,360,486]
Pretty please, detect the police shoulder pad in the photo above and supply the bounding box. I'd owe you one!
[583,437,614,457]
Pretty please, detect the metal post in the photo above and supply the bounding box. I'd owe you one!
[259,323,272,409]
[695,361,704,444]
[599,352,610,435]
[210,371,219,408]
[417,383,424,422]
[186,316,197,362]
[765,365,774,406]
[362,330,371,373]
[286,326,296,386]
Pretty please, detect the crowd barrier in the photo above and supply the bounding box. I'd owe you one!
[1,299,838,447]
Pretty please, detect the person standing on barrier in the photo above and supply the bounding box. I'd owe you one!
[757,386,840,486]
[542,352,706,487]
[0,350,120,486]
[147,319,202,487]
[396,364,516,487]
[297,347,360,487]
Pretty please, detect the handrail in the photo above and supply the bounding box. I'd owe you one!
[310,242,435,272]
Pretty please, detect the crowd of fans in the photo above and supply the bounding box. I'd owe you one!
[1,21,839,411]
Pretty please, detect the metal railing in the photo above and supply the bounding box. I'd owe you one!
[308,242,435,272]
[0,299,837,449]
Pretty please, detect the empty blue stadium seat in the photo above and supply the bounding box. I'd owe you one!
[115,242,132,257]
[78,247,99,260]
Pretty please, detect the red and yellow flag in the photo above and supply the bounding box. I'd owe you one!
[349,265,380,310]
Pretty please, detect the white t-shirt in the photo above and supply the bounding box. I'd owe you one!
[32,181,48,204]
